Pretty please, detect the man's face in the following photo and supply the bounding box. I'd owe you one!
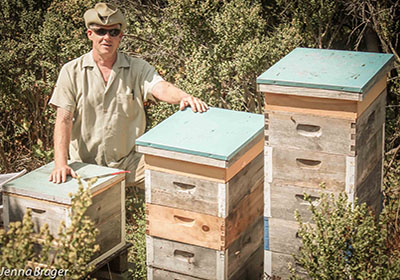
[87,24,123,57]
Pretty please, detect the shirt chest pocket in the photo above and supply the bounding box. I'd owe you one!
[117,91,136,120]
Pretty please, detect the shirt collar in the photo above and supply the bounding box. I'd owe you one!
[82,50,130,69]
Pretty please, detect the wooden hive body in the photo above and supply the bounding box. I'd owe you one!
[257,47,394,279]
[136,107,264,279]
[2,161,126,267]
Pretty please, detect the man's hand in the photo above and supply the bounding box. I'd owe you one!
[49,164,77,184]
[152,81,209,112]
[179,95,208,112]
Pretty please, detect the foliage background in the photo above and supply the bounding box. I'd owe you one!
[1,0,399,279]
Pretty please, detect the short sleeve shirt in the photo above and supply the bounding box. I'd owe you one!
[49,51,164,172]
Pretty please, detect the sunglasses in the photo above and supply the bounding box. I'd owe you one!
[91,28,121,37]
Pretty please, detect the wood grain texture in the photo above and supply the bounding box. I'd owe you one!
[5,194,69,234]
[269,182,338,222]
[146,182,263,250]
[257,47,393,97]
[355,158,383,216]
[264,93,359,120]
[146,217,263,279]
[267,217,303,255]
[264,250,309,279]
[355,90,386,157]
[225,182,263,247]
[355,125,384,186]
[138,133,264,169]
[146,153,263,217]
[271,147,347,191]
[265,109,355,155]
[263,75,386,120]
[145,140,263,183]
[148,245,263,280]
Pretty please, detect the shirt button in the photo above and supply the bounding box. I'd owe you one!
[103,109,107,113]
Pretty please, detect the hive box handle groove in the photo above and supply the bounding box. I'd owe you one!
[173,249,195,264]
[296,124,322,137]
[173,215,195,226]
[173,181,196,191]
[296,158,322,169]
[27,207,46,214]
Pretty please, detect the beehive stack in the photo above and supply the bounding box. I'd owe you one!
[136,107,264,280]
[257,48,394,278]
[2,161,126,266]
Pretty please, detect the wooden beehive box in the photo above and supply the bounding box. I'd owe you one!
[136,108,264,246]
[136,108,264,217]
[2,161,126,266]
[146,216,263,280]
[257,47,394,278]
[136,107,264,279]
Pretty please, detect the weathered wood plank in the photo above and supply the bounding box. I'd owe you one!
[355,158,383,216]
[355,90,386,157]
[146,182,263,250]
[267,217,303,255]
[146,217,263,279]
[146,153,263,217]
[355,125,384,185]
[5,194,69,234]
[266,109,355,155]
[225,182,263,247]
[271,147,347,191]
[146,204,224,250]
[260,84,363,101]
[263,76,386,120]
[269,182,337,222]
[264,250,309,279]
[138,133,264,170]
[85,181,122,225]
[145,140,263,183]
[233,245,264,280]
[265,93,358,120]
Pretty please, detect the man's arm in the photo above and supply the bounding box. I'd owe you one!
[49,107,77,183]
[152,81,208,112]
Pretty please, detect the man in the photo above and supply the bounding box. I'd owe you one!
[48,3,208,186]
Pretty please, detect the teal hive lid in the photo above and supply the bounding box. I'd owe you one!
[257,48,394,98]
[136,107,264,161]
[3,162,123,204]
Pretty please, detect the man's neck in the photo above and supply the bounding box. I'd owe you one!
[92,51,117,69]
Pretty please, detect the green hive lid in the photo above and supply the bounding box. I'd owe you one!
[3,162,123,204]
[136,107,264,161]
[257,47,394,96]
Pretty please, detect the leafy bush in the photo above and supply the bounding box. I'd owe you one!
[117,0,295,128]
[292,193,400,280]
[125,187,146,279]
[0,179,99,279]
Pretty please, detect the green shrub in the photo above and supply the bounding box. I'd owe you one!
[125,187,146,280]
[292,193,400,280]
